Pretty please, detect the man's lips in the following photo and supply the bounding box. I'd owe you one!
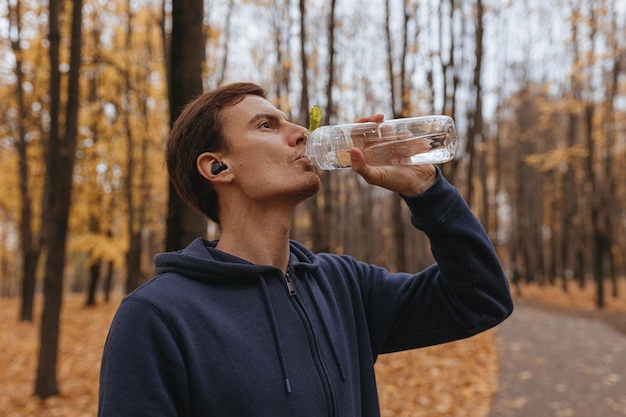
[294,151,307,161]
[296,153,315,169]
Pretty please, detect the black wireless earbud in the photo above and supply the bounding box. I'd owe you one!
[211,161,228,175]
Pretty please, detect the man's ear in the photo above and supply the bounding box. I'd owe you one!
[197,152,233,182]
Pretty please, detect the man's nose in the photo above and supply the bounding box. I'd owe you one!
[289,123,308,146]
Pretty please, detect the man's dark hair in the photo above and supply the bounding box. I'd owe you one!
[165,82,268,224]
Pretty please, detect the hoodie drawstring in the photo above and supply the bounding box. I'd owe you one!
[259,278,293,394]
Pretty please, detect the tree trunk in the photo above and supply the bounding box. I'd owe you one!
[35,0,82,398]
[10,0,41,322]
[583,102,605,309]
[582,7,605,309]
[165,0,207,252]
[33,0,63,397]
[390,197,406,272]
[216,0,234,87]
[465,0,485,220]
[126,233,142,293]
[474,0,488,227]
[103,260,114,302]
[85,261,100,307]
[603,5,621,298]
[123,4,141,293]
[438,0,461,186]
[302,0,333,254]
[83,34,105,306]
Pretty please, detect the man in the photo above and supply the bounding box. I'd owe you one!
[98,82,513,417]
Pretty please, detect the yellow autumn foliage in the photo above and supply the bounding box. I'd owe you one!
[523,144,589,172]
[67,233,127,267]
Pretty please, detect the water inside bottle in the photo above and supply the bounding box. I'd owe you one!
[337,132,453,167]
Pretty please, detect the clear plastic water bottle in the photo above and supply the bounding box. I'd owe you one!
[304,115,457,170]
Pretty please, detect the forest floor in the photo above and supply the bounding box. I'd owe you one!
[509,280,626,335]
[0,280,624,417]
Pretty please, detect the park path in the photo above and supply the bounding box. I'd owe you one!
[488,300,626,417]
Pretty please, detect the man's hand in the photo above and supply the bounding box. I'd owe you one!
[349,114,437,196]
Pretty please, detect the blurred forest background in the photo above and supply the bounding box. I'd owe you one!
[0,0,625,408]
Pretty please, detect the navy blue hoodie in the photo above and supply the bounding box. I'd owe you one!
[98,173,513,417]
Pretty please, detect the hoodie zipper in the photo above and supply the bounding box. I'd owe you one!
[281,269,337,416]
[284,272,297,296]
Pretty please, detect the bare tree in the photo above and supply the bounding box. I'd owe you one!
[436,0,461,185]
[383,0,411,271]
[215,0,235,86]
[464,0,486,223]
[301,0,333,254]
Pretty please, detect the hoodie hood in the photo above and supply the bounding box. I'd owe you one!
[154,237,320,281]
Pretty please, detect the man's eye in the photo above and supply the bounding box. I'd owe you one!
[261,121,271,129]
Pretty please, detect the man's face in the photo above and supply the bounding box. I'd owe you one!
[219,95,320,204]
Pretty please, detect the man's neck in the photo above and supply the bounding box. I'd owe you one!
[216,206,293,272]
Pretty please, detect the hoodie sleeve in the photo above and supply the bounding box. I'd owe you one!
[363,169,513,354]
[98,297,189,417]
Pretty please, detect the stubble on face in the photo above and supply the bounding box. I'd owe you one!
[294,173,321,204]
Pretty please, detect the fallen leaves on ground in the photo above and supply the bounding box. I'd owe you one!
[0,294,498,417]
[375,331,498,417]
[514,280,626,312]
[0,295,121,417]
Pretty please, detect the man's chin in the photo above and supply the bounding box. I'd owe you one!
[296,176,321,202]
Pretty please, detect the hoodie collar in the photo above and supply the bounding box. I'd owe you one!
[154,238,319,281]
